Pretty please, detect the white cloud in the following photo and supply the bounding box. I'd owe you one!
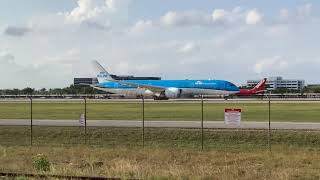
[177,42,200,54]
[160,8,264,27]
[64,0,131,26]
[254,56,288,74]
[276,3,315,24]
[297,3,312,17]
[105,0,131,11]
[212,9,227,22]
[65,0,104,24]
[211,7,246,25]
[160,11,211,27]
[279,9,290,21]
[128,20,152,34]
[0,51,76,88]
[0,53,22,86]
[161,11,177,26]
[109,62,160,75]
[134,63,159,72]
[0,52,15,62]
[246,9,263,25]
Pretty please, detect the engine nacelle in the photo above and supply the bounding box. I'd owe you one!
[164,87,182,98]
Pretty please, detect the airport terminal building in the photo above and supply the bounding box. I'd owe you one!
[74,75,161,85]
[247,76,305,91]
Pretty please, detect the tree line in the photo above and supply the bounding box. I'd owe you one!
[0,85,105,95]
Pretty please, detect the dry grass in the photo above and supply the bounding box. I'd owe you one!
[0,145,319,179]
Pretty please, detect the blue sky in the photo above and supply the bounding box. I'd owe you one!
[0,0,319,88]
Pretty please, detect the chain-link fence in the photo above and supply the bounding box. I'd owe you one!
[0,97,320,150]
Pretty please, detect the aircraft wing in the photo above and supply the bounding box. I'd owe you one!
[114,80,166,94]
[79,83,95,87]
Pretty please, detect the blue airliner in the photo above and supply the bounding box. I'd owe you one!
[92,61,239,99]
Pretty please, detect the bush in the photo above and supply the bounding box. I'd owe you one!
[32,154,50,172]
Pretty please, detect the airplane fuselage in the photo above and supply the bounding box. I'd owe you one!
[95,79,239,97]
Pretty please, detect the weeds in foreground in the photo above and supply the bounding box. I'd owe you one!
[0,145,319,179]
[32,154,50,172]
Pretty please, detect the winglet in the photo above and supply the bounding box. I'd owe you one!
[92,60,114,83]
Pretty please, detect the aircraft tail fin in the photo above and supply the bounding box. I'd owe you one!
[92,60,114,83]
[253,78,267,91]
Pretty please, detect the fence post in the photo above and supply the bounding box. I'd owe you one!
[201,95,204,150]
[142,95,145,148]
[268,93,271,152]
[30,96,33,146]
[84,97,87,145]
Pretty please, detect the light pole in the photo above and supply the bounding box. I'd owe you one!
[142,95,145,147]
[201,95,204,150]
[30,96,33,146]
[84,97,87,144]
[268,92,271,152]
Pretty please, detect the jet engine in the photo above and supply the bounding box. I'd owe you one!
[164,87,182,98]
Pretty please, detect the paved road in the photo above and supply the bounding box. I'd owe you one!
[0,119,320,130]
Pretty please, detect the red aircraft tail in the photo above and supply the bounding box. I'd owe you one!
[252,78,267,93]
[237,78,267,95]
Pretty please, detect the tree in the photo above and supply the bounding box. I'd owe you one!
[22,87,34,95]
[49,88,64,95]
[12,89,20,95]
[314,88,320,93]
[0,85,105,95]
[40,88,47,94]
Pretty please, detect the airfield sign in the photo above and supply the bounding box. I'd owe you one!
[79,114,85,126]
[224,109,241,126]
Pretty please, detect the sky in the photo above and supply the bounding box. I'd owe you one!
[0,0,320,88]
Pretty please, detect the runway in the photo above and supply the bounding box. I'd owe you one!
[0,119,320,130]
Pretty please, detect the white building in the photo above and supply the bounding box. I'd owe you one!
[247,76,305,91]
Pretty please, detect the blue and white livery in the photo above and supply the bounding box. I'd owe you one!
[92,61,239,99]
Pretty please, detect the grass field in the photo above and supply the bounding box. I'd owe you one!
[1,145,320,179]
[0,100,320,122]
[1,126,320,149]
[1,115,320,179]
[0,126,320,179]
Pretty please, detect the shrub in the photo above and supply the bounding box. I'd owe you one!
[32,154,50,172]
